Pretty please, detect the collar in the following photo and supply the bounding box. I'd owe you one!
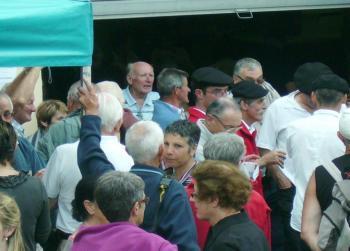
[241,120,256,134]
[123,87,157,107]
[313,109,340,118]
[130,163,165,176]
[123,86,137,106]
[189,106,205,115]
[11,119,24,137]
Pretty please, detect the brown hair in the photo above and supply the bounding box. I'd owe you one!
[36,99,67,129]
[0,121,17,165]
[192,160,251,210]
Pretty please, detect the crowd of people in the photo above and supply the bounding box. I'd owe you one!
[0,57,349,251]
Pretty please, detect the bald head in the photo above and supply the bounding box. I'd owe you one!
[126,62,154,98]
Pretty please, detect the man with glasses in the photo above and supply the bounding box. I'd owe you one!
[195,97,242,161]
[233,57,280,108]
[188,67,232,123]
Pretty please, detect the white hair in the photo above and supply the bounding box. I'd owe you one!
[96,81,125,105]
[125,121,164,164]
[67,81,81,103]
[97,92,123,133]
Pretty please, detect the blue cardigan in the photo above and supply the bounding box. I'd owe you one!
[77,115,199,251]
[152,100,181,130]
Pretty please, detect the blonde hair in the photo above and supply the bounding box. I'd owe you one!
[0,193,25,251]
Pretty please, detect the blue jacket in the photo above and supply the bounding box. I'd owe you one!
[77,115,199,251]
[152,100,181,130]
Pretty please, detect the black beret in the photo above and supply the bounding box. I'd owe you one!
[231,80,268,99]
[191,67,232,88]
[311,74,349,93]
[294,62,333,95]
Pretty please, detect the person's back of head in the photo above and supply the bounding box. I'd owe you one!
[203,132,245,166]
[0,121,17,165]
[310,74,349,110]
[0,192,25,251]
[67,81,82,113]
[97,92,123,135]
[96,81,125,105]
[95,171,145,224]
[125,121,164,165]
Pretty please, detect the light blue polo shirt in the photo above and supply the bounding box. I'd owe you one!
[122,87,160,120]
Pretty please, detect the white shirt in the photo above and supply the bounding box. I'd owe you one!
[256,91,311,182]
[286,109,344,231]
[195,119,213,162]
[43,136,134,233]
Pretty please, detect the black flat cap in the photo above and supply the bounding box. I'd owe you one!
[191,67,232,88]
[294,62,333,95]
[231,80,268,99]
[311,74,349,93]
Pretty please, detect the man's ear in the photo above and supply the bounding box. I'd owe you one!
[240,100,249,111]
[310,91,317,105]
[194,89,203,100]
[126,73,133,85]
[158,144,164,159]
[233,76,240,84]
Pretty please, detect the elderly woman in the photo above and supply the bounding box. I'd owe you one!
[191,160,269,251]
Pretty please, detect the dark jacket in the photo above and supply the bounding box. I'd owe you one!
[77,115,199,251]
[204,211,269,251]
[0,172,51,251]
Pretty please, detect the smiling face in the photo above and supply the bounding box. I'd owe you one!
[163,133,195,170]
[128,62,154,98]
[13,96,36,124]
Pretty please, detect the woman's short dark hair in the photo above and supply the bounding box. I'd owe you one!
[192,160,251,210]
[165,120,200,148]
[0,121,17,165]
[72,177,97,222]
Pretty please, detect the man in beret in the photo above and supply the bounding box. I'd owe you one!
[285,73,348,251]
[256,62,333,251]
[188,67,232,123]
[232,81,286,196]
[233,57,280,108]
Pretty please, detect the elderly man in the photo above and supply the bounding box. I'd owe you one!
[0,91,44,175]
[152,68,190,130]
[256,62,333,251]
[285,74,348,251]
[42,91,134,249]
[72,171,177,251]
[233,57,280,108]
[123,61,159,120]
[302,109,350,251]
[77,80,199,251]
[195,97,242,161]
[66,81,82,114]
[188,67,232,123]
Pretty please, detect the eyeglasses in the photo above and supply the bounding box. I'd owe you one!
[211,114,241,132]
[1,110,13,118]
[205,88,229,97]
[236,75,265,85]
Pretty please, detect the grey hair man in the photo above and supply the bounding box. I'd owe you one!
[72,171,177,250]
[66,81,82,114]
[152,68,190,130]
[43,91,133,244]
[195,97,242,161]
[0,91,13,123]
[233,57,280,108]
[123,61,160,120]
[37,80,129,163]
[77,79,200,251]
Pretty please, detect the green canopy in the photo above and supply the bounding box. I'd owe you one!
[0,0,93,67]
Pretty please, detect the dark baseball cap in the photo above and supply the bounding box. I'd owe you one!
[311,74,349,93]
[191,67,232,89]
[294,62,333,95]
[231,80,268,99]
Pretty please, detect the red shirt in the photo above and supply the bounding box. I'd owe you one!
[186,182,271,249]
[236,122,264,197]
[188,107,206,123]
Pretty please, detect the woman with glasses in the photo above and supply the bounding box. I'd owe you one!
[191,160,269,251]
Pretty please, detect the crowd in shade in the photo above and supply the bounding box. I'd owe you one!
[0,57,349,251]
